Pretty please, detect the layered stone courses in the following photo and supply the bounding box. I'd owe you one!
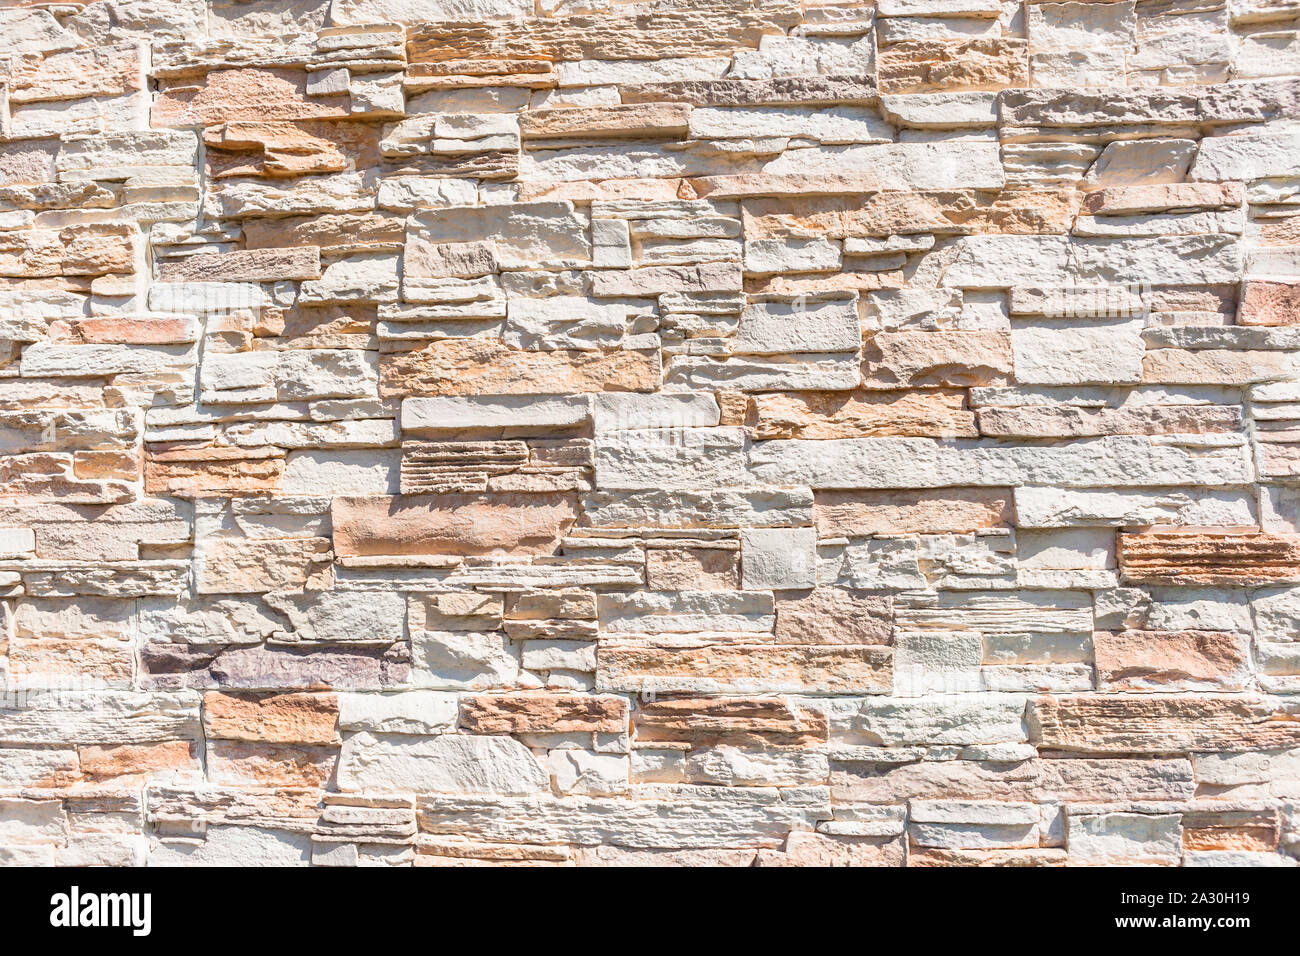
[1,0,1300,867]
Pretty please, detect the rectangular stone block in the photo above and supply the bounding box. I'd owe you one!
[1029,695,1300,754]
[1093,631,1250,693]
[1119,532,1300,586]
[202,691,340,745]
[815,488,1012,535]
[749,437,1251,489]
[380,342,660,397]
[775,589,891,645]
[598,644,893,694]
[521,103,692,138]
[459,692,629,734]
[752,389,978,440]
[633,696,828,745]
[332,494,580,558]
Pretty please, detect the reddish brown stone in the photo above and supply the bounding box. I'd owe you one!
[1183,827,1277,853]
[716,390,750,427]
[332,493,580,558]
[1080,182,1242,216]
[1239,279,1300,326]
[153,69,350,127]
[73,450,139,481]
[1119,531,1300,586]
[1029,695,1300,754]
[263,303,378,341]
[207,740,336,788]
[815,488,1012,536]
[0,225,134,278]
[195,537,333,595]
[380,341,660,397]
[645,547,740,590]
[78,741,200,779]
[405,3,801,64]
[1094,631,1250,691]
[775,589,892,645]
[50,315,197,345]
[63,224,138,276]
[878,38,1028,93]
[684,174,879,201]
[145,446,285,498]
[749,272,903,296]
[633,696,829,746]
[204,120,380,179]
[0,230,62,277]
[520,103,691,138]
[599,644,893,694]
[1181,807,1278,852]
[752,389,977,439]
[242,213,405,251]
[202,691,340,745]
[0,452,135,503]
[6,44,143,102]
[459,691,629,734]
[1260,216,1300,246]
[8,638,135,684]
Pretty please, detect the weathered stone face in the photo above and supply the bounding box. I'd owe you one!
[4,0,1300,870]
[332,493,580,557]
[202,691,341,745]
[1119,532,1300,586]
[459,691,629,735]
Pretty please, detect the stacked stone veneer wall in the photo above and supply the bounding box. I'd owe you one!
[2,0,1300,866]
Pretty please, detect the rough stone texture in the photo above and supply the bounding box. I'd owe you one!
[1119,532,1300,586]
[2,0,1299,870]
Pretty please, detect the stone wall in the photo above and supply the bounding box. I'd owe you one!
[1,0,1299,866]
